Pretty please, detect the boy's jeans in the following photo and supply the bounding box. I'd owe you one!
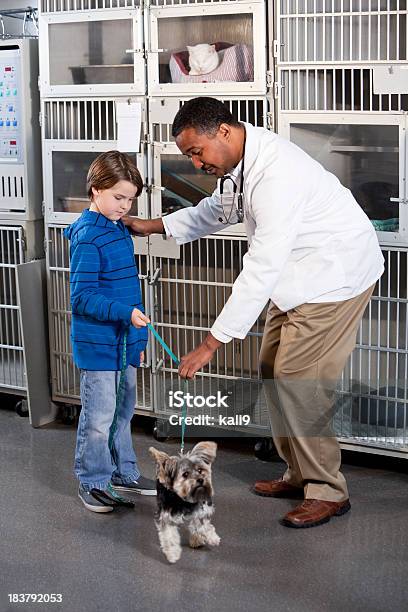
[74,366,141,491]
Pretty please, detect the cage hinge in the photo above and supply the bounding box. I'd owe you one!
[146,183,165,194]
[17,230,26,254]
[273,81,280,99]
[273,40,279,58]
[154,358,164,373]
[149,267,161,286]
[38,111,42,127]
[266,112,274,130]
[266,70,274,88]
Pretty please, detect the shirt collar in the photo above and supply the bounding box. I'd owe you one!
[228,121,258,180]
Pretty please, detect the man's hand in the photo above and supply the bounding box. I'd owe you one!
[131,308,150,328]
[140,351,145,364]
[122,216,165,237]
[178,333,222,380]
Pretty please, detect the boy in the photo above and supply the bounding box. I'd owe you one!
[64,151,155,513]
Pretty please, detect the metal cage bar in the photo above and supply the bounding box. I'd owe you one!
[150,235,275,433]
[43,99,118,141]
[279,66,408,111]
[0,226,25,391]
[278,1,408,64]
[151,96,270,144]
[149,0,252,6]
[40,0,137,13]
[336,247,408,451]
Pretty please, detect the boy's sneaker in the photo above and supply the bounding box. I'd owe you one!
[110,475,157,496]
[104,483,135,508]
[78,484,114,513]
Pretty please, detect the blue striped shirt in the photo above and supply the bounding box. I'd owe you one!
[64,209,148,370]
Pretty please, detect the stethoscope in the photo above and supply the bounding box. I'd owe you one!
[217,132,246,225]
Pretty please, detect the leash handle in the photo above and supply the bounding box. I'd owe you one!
[147,322,187,453]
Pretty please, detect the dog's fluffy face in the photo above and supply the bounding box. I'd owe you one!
[149,441,217,503]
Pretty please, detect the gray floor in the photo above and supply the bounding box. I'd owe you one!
[1,407,408,612]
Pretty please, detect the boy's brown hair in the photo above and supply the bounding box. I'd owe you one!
[87,150,143,199]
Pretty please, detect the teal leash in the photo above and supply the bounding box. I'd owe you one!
[108,323,188,457]
[147,322,188,454]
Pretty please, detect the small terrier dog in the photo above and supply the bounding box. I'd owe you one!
[149,441,220,563]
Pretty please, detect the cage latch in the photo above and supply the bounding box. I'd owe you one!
[390,198,408,205]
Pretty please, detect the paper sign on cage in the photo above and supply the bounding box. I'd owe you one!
[116,101,142,153]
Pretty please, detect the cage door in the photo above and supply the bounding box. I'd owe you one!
[279,112,407,246]
[43,142,147,224]
[39,10,145,97]
[147,2,266,96]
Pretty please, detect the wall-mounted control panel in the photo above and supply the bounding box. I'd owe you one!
[0,48,22,163]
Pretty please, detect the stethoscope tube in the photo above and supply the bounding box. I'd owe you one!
[218,130,246,225]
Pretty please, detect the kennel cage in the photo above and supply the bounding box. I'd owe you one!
[0,220,56,426]
[273,0,408,456]
[336,247,408,457]
[39,9,145,97]
[38,0,408,456]
[41,96,149,226]
[276,1,408,65]
[146,1,267,96]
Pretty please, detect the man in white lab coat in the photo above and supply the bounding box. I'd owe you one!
[125,97,384,529]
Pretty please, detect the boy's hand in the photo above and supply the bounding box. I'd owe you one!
[122,216,165,237]
[140,351,145,364]
[131,308,150,328]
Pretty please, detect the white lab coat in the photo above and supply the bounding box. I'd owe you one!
[163,122,384,343]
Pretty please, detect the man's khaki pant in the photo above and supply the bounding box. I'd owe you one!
[259,285,375,503]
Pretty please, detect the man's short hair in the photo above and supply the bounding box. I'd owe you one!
[172,97,240,138]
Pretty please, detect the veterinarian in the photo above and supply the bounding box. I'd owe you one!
[124,97,384,529]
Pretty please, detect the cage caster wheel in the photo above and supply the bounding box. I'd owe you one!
[153,420,169,443]
[15,399,29,418]
[61,404,77,426]
[254,438,277,462]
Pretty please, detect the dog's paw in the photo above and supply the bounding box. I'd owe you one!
[163,546,181,564]
[165,552,181,564]
[189,534,205,549]
[206,532,221,547]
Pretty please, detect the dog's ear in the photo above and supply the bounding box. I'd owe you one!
[149,447,178,486]
[149,447,169,465]
[190,441,217,464]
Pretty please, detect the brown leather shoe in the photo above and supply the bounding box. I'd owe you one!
[252,478,303,498]
[281,498,351,528]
